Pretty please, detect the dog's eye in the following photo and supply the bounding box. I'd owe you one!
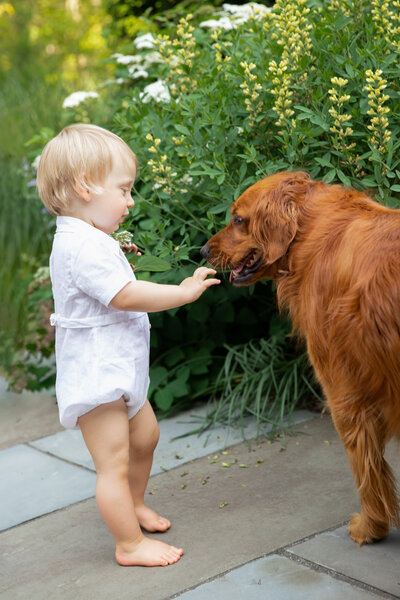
[233,215,243,225]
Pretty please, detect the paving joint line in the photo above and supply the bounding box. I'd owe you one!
[279,549,399,599]
[24,441,96,474]
[280,521,399,598]
[0,495,94,535]
[3,435,269,534]
[166,520,400,600]
[279,522,400,599]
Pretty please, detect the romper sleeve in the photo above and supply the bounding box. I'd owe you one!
[71,235,134,307]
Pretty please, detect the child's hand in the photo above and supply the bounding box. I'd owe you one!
[179,267,220,303]
[122,242,142,256]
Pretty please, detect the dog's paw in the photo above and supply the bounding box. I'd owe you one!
[347,513,389,545]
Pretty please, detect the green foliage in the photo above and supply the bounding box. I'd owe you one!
[0,0,115,158]
[0,0,120,385]
[0,156,53,338]
[105,0,225,43]
[113,2,400,207]
[101,0,400,417]
[183,334,320,439]
[6,1,400,429]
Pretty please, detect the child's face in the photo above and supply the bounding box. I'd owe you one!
[89,160,136,234]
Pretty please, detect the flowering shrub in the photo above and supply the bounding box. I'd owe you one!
[99,0,400,416]
[13,1,400,423]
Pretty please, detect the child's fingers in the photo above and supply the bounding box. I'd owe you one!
[194,267,217,280]
[203,277,220,288]
[131,243,141,255]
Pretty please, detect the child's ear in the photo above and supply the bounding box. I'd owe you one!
[75,174,91,202]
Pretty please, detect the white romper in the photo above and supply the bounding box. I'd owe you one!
[49,216,150,429]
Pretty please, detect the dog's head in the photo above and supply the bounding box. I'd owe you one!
[201,171,310,285]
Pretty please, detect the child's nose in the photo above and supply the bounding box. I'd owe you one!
[128,196,135,207]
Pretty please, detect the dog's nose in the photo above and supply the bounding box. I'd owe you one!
[200,244,210,259]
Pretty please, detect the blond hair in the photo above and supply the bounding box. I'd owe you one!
[36,123,138,216]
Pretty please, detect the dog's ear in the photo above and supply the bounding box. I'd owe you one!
[252,172,309,265]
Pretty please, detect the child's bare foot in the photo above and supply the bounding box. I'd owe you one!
[116,536,183,567]
[135,504,171,532]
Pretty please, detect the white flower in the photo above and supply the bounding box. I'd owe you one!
[62,91,99,108]
[128,67,149,79]
[32,266,50,285]
[114,52,161,80]
[201,2,271,30]
[31,154,41,170]
[139,80,171,103]
[143,51,163,68]
[134,33,156,50]
[115,54,142,65]
[200,17,235,30]
[179,174,193,185]
[223,2,271,19]
[111,230,133,246]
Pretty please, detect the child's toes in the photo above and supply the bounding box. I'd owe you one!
[157,516,171,531]
[165,546,183,564]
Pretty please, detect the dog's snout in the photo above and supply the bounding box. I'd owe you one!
[200,244,211,259]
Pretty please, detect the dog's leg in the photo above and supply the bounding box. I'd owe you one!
[330,406,398,545]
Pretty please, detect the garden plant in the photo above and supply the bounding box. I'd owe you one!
[3,0,400,437]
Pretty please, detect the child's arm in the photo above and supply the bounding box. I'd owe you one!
[109,267,220,313]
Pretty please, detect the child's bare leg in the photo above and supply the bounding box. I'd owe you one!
[128,400,171,532]
[79,399,183,566]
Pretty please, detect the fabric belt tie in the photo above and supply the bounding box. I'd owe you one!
[50,312,145,329]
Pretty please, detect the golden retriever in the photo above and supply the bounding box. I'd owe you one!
[201,170,400,545]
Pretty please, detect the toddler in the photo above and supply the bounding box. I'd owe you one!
[37,123,220,567]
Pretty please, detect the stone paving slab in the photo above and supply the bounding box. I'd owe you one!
[0,378,61,450]
[0,415,367,600]
[174,554,382,600]
[0,444,96,531]
[288,525,400,597]
[30,408,313,475]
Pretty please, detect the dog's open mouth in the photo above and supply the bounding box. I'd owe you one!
[229,250,263,283]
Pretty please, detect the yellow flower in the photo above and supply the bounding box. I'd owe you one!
[154,15,199,97]
[364,69,391,155]
[328,76,356,156]
[240,62,263,127]
[328,0,351,17]
[267,0,313,133]
[371,0,400,51]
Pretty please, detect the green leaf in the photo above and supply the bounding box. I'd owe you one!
[166,378,189,399]
[149,366,168,389]
[133,255,172,272]
[322,169,337,183]
[309,114,329,131]
[165,347,185,367]
[154,388,174,411]
[217,172,226,184]
[336,170,351,186]
[177,366,191,382]
[315,157,334,169]
[174,124,191,136]
[359,178,377,187]
[294,105,314,114]
[207,203,230,215]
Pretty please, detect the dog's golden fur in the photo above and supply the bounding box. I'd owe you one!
[202,170,400,545]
